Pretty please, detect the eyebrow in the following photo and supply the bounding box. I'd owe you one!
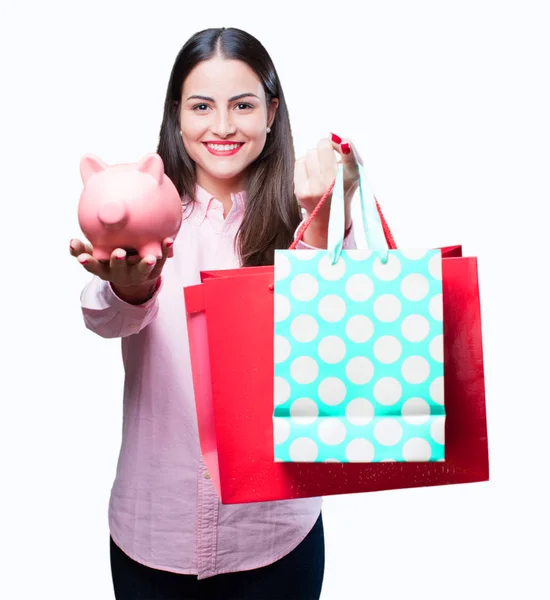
[186,93,260,103]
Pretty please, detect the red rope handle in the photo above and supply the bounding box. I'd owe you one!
[375,198,397,250]
[289,177,397,250]
[289,180,335,249]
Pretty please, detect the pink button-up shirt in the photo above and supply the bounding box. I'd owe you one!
[80,184,355,579]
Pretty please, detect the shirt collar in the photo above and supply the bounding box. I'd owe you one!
[186,184,246,223]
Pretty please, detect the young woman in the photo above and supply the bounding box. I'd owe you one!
[70,27,361,600]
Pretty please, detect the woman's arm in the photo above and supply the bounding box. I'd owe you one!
[70,237,172,338]
[80,276,162,339]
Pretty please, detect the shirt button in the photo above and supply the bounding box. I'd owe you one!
[203,472,211,480]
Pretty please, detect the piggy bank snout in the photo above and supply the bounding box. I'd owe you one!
[97,198,129,229]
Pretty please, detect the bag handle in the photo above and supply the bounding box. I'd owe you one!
[329,164,389,263]
[289,167,397,254]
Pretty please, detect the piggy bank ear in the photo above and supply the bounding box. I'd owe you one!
[80,155,107,184]
[137,153,164,185]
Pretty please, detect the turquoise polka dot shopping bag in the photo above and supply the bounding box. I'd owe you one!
[273,165,445,463]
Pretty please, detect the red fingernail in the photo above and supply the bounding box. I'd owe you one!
[330,133,342,144]
[78,258,88,265]
[341,143,351,155]
[166,240,174,248]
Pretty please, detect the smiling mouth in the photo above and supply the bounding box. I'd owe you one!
[203,142,244,156]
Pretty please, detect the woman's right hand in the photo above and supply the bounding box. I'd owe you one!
[69,237,174,303]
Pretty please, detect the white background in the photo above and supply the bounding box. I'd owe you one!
[1,0,549,598]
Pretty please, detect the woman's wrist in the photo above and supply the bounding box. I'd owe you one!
[344,221,353,238]
[300,209,352,248]
[301,218,328,248]
[111,278,160,305]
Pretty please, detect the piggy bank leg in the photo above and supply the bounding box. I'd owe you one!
[139,241,163,260]
[93,247,113,262]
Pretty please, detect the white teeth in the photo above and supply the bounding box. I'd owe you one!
[207,143,241,151]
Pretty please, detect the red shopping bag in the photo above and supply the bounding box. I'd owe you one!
[184,198,488,503]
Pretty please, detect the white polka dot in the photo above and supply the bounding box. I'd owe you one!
[401,356,430,384]
[291,273,319,302]
[289,438,319,462]
[401,315,430,342]
[430,376,444,405]
[318,295,347,322]
[346,274,374,302]
[318,336,347,364]
[429,334,444,362]
[402,438,432,462]
[274,294,291,322]
[373,377,402,406]
[318,418,347,445]
[345,315,375,343]
[273,417,290,444]
[346,398,375,426]
[373,253,401,281]
[400,249,427,260]
[428,254,442,280]
[402,397,431,424]
[293,250,319,260]
[290,356,319,384]
[429,294,443,321]
[290,398,319,425]
[430,417,445,444]
[373,336,402,364]
[318,254,346,281]
[290,315,319,343]
[346,439,375,462]
[348,249,373,261]
[274,377,291,406]
[373,294,402,322]
[345,357,374,385]
[318,377,347,406]
[274,254,291,280]
[401,274,429,301]
[274,335,291,363]
[374,419,403,446]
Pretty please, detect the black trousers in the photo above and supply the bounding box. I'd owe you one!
[110,513,325,600]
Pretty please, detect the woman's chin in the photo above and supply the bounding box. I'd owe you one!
[203,163,248,181]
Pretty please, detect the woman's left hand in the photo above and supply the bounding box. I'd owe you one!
[294,133,362,246]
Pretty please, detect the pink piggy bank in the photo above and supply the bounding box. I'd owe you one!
[78,153,182,261]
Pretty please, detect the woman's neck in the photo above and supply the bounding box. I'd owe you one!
[196,171,247,217]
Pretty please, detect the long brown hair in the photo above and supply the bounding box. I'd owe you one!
[156,27,301,267]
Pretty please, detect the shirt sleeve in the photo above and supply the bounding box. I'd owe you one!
[79,275,163,338]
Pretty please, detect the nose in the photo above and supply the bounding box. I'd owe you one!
[210,109,237,138]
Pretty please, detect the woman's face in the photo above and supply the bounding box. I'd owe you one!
[179,56,279,190]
